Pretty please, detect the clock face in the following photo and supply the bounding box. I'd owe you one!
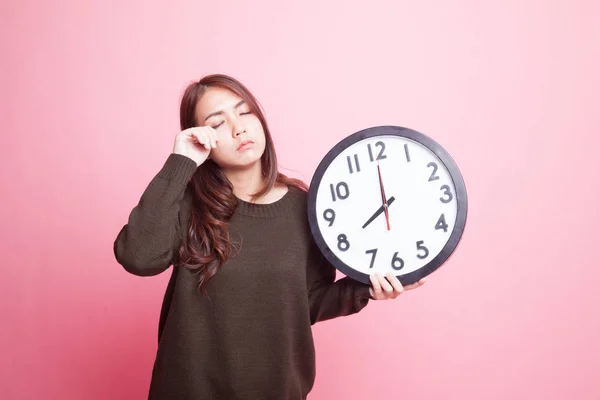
[307,126,468,285]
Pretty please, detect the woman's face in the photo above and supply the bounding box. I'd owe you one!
[195,86,266,171]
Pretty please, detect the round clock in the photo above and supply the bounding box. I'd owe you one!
[307,125,468,286]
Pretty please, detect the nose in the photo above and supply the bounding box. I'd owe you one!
[232,118,246,137]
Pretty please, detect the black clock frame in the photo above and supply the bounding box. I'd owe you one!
[307,125,468,286]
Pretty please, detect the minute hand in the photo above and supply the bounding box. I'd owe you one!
[377,163,391,230]
[362,196,396,229]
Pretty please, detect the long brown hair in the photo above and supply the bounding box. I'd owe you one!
[177,74,307,295]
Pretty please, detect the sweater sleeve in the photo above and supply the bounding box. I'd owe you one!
[307,246,372,324]
[113,153,198,277]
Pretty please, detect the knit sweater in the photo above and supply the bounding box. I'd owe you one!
[113,153,372,400]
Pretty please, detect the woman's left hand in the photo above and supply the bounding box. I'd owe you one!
[369,272,426,300]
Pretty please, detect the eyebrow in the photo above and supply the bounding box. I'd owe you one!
[203,100,246,122]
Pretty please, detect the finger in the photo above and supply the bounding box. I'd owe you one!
[369,274,382,299]
[377,273,394,297]
[204,132,214,150]
[200,127,215,148]
[208,128,218,148]
[197,131,211,150]
[385,272,404,297]
[188,129,203,146]
[405,278,426,290]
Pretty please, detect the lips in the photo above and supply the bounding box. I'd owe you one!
[237,140,254,150]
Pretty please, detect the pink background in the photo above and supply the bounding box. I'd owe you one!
[2,0,599,399]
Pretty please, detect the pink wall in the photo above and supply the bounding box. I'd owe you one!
[3,0,599,399]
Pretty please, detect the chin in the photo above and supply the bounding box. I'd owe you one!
[221,154,264,171]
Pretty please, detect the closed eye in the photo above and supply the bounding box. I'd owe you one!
[240,111,252,115]
[212,121,224,129]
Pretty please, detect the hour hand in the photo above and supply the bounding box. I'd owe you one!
[362,196,396,229]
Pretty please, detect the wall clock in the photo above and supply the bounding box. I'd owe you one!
[307,125,468,285]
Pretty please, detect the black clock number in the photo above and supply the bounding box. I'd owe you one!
[416,240,429,259]
[330,182,350,201]
[435,213,449,233]
[404,144,411,162]
[366,249,378,268]
[337,234,350,251]
[368,141,387,162]
[391,252,405,270]
[440,185,453,203]
[427,162,440,182]
[323,209,336,227]
[347,154,361,174]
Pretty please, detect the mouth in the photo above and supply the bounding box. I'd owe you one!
[237,140,254,151]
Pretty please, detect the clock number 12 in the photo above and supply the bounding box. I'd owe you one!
[368,141,387,161]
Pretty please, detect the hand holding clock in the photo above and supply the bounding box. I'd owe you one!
[369,272,426,300]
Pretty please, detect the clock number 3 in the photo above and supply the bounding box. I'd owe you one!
[440,185,453,203]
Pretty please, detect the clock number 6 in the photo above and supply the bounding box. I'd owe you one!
[391,252,405,270]
[337,234,350,252]
[323,209,336,227]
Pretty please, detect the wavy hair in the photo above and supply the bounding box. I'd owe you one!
[177,74,307,295]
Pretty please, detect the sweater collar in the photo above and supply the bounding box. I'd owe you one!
[234,186,300,218]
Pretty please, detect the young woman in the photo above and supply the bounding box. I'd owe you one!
[113,74,425,399]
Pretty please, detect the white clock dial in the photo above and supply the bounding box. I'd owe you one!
[308,126,467,285]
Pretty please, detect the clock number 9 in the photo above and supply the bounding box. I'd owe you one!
[337,234,350,252]
[323,209,336,227]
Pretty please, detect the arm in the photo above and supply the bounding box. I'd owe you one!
[307,245,372,324]
[113,153,198,276]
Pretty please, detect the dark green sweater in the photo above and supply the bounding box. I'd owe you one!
[113,153,371,399]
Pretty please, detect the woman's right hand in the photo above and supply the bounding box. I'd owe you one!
[173,126,219,166]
